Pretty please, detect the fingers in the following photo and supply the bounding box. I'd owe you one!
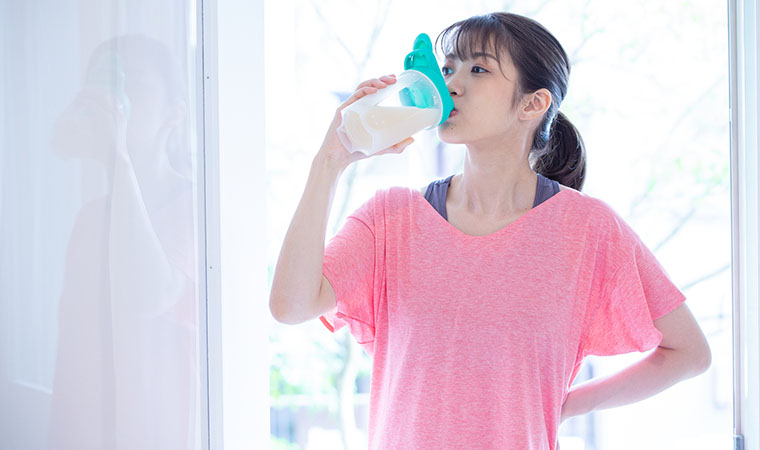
[338,74,397,111]
[393,136,414,148]
[340,86,379,107]
[374,137,414,156]
[355,74,396,90]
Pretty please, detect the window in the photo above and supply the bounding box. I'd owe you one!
[265,2,731,449]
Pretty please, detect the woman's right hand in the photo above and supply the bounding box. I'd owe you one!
[316,74,415,171]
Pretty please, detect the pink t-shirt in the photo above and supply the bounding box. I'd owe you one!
[319,185,687,450]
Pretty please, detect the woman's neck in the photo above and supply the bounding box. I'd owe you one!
[449,148,537,217]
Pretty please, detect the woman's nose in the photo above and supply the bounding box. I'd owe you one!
[446,79,460,97]
[445,72,461,96]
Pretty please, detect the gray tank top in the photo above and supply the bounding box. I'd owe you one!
[423,173,560,221]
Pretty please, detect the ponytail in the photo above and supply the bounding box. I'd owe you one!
[531,110,587,191]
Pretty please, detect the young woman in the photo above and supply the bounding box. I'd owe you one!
[270,12,711,450]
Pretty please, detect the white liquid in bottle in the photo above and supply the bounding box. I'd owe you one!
[339,104,440,155]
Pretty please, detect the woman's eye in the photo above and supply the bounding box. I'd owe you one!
[442,66,486,75]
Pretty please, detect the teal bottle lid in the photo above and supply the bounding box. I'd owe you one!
[400,33,455,126]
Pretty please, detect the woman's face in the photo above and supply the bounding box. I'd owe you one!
[436,46,523,145]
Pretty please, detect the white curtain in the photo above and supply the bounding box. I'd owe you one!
[0,1,202,449]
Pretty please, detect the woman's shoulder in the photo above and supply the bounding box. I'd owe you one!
[383,184,428,196]
[364,185,422,205]
[563,188,631,228]
[382,185,426,199]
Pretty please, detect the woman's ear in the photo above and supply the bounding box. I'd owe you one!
[519,88,552,121]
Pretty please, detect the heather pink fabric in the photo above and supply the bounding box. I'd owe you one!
[319,185,687,450]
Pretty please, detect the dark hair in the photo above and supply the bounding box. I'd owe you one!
[435,12,586,191]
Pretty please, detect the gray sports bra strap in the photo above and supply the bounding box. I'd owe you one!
[533,172,560,207]
[424,174,456,221]
[424,173,559,221]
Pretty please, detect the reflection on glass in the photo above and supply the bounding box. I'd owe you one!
[47,33,198,449]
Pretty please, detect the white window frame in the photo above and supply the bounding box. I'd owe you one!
[729,0,760,449]
[200,0,269,448]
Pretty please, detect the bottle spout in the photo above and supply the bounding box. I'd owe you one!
[401,33,455,125]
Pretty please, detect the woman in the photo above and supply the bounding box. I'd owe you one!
[270,12,711,450]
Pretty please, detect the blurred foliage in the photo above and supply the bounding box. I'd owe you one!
[270,329,374,400]
[270,332,339,400]
[271,435,301,450]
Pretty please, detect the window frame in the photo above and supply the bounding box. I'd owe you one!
[201,0,269,448]
[728,0,760,448]
[198,0,759,447]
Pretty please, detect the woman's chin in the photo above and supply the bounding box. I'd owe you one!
[436,128,465,145]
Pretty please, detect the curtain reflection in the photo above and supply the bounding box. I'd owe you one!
[48,34,197,450]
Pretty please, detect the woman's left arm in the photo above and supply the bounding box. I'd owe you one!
[560,303,712,423]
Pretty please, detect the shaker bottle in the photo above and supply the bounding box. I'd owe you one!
[337,33,455,156]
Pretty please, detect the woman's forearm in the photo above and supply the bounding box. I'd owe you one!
[269,153,345,324]
[562,346,708,420]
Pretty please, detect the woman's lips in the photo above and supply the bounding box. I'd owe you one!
[449,109,458,117]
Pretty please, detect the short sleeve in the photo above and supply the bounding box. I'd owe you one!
[582,208,687,357]
[319,192,380,356]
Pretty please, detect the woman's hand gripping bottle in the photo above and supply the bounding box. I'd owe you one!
[336,33,455,156]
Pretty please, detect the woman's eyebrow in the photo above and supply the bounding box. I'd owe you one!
[444,52,496,63]
[470,52,497,61]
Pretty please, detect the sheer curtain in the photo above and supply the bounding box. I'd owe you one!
[0,1,203,449]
